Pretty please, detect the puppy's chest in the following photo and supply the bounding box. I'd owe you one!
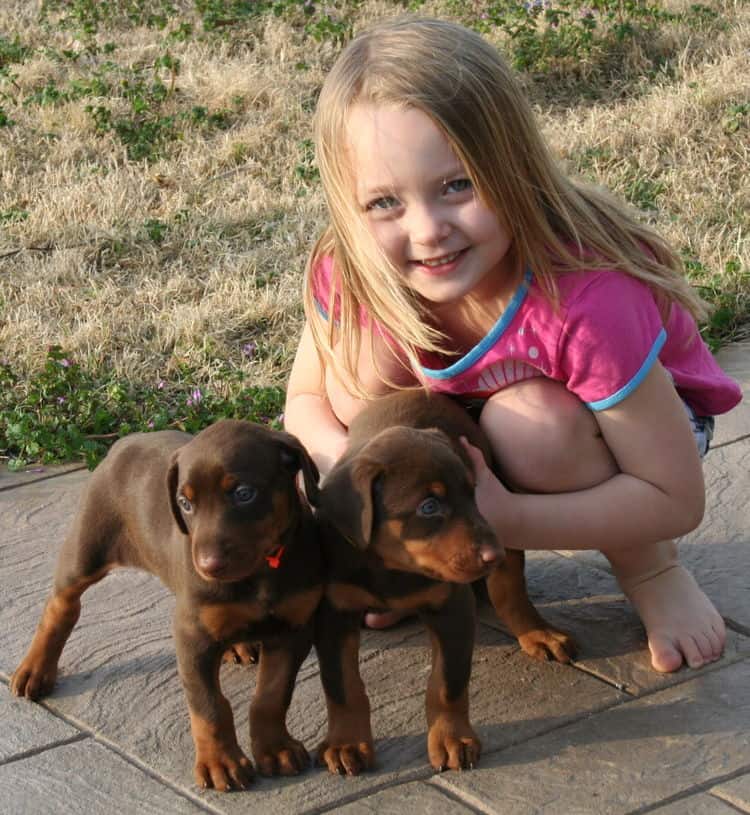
[197,582,322,642]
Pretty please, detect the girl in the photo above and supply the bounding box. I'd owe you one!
[284,17,742,673]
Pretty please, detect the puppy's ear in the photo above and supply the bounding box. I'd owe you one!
[167,453,188,535]
[274,430,321,507]
[319,457,381,549]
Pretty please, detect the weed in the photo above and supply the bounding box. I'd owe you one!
[0,346,285,469]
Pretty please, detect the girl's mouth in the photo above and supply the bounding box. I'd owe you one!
[412,249,465,275]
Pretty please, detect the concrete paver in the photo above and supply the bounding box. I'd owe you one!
[0,691,80,762]
[434,658,750,814]
[0,739,210,815]
[1,340,748,814]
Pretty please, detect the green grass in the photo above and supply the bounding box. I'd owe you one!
[0,346,284,470]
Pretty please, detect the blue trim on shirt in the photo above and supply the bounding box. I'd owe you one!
[314,298,328,320]
[586,328,667,411]
[421,269,533,381]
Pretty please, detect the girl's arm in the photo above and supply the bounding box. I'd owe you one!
[469,362,706,551]
[285,320,417,476]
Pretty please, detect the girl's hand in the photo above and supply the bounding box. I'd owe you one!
[459,437,515,536]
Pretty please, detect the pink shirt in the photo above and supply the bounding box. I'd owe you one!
[312,257,742,417]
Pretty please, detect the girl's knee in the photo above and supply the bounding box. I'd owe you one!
[479,378,617,492]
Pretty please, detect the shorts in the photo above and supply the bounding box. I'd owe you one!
[683,401,715,458]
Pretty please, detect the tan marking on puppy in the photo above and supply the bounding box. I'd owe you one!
[182,483,195,501]
[199,602,267,640]
[274,586,324,627]
[327,584,382,611]
[220,473,238,492]
[386,582,452,611]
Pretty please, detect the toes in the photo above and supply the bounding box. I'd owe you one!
[648,632,684,673]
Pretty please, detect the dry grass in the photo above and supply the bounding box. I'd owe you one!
[1,0,748,392]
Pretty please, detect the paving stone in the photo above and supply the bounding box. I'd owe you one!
[481,589,749,697]
[434,658,750,815]
[333,779,476,814]
[714,340,750,447]
[0,463,87,492]
[712,770,750,811]
[648,793,741,814]
[0,684,80,762]
[0,739,210,815]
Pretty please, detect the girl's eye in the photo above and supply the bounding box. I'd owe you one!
[233,484,258,506]
[444,178,472,194]
[177,495,193,513]
[366,195,399,211]
[417,497,442,517]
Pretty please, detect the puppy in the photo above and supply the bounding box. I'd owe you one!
[314,390,575,775]
[11,420,323,792]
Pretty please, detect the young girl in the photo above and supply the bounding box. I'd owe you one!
[284,17,742,674]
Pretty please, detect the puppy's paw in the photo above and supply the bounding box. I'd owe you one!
[316,738,375,777]
[194,745,255,791]
[222,642,259,665]
[428,715,481,772]
[10,654,58,700]
[253,733,310,776]
[518,626,576,663]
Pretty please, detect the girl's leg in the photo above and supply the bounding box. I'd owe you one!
[479,377,725,673]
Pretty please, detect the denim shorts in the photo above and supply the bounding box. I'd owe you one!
[683,401,715,458]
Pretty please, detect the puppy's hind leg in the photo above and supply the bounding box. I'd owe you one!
[11,502,118,700]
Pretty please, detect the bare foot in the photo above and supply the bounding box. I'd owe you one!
[363,610,412,629]
[623,564,725,672]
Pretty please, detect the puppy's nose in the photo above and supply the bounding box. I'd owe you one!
[479,541,504,564]
[196,552,227,577]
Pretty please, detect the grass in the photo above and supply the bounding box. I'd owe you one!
[1,0,748,468]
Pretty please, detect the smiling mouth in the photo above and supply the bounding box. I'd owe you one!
[417,250,462,267]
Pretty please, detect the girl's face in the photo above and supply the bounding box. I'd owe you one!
[346,103,515,306]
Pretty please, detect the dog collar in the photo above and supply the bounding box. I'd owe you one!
[265,545,285,569]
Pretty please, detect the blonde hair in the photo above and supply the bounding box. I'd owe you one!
[306,16,706,397]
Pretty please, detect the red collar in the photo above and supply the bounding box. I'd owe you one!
[265,545,285,569]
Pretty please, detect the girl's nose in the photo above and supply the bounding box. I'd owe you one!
[407,204,450,245]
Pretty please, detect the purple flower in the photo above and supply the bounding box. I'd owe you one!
[242,341,257,359]
[147,420,155,429]
[186,388,203,407]
[57,396,66,404]
[157,380,165,390]
[60,358,72,368]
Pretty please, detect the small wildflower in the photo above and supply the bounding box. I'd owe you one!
[57,396,66,404]
[147,420,155,429]
[187,388,203,407]
[242,342,257,359]
[157,380,165,390]
[60,358,72,368]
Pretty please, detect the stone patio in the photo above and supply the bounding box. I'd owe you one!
[1,342,748,815]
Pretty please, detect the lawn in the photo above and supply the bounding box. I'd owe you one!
[1,0,748,467]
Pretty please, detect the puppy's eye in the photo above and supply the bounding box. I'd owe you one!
[417,497,442,517]
[233,484,257,506]
[177,495,193,513]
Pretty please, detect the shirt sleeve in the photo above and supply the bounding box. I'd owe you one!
[557,271,666,410]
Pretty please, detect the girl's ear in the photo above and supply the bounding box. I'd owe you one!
[275,430,321,507]
[318,456,382,549]
[167,454,189,535]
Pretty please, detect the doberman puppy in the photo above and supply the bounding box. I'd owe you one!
[314,390,574,776]
[11,420,323,792]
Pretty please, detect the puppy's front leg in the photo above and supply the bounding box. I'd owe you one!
[174,619,254,791]
[419,585,480,772]
[250,627,312,777]
[314,598,374,776]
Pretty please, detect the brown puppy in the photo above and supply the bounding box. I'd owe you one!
[314,390,575,776]
[11,420,323,792]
